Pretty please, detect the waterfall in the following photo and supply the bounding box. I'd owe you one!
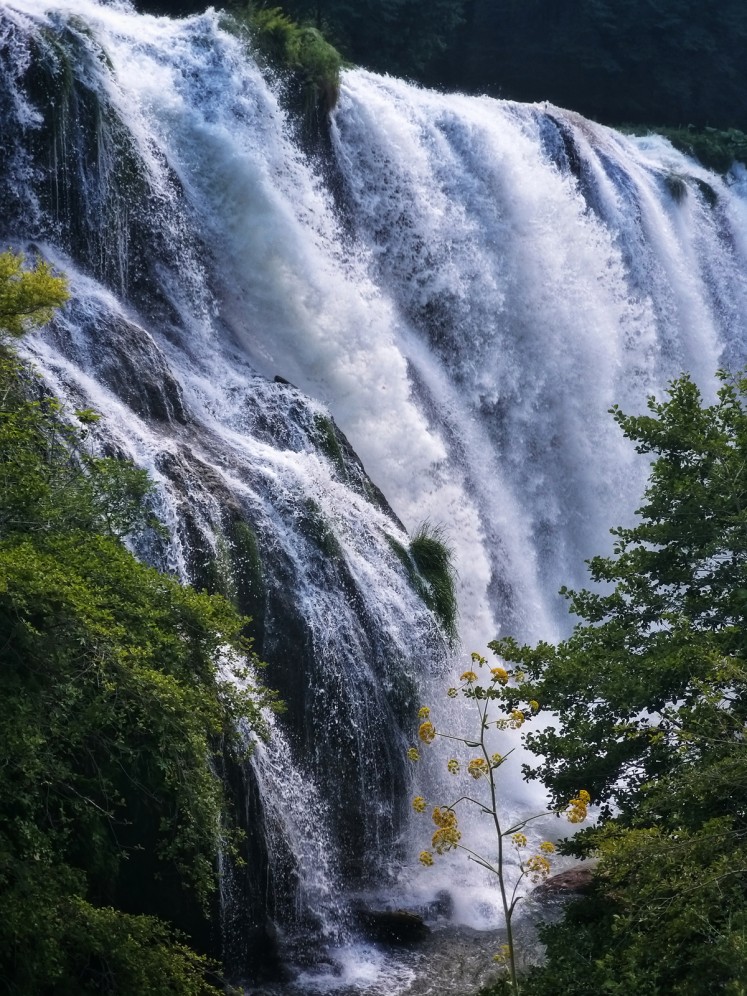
[3,0,747,987]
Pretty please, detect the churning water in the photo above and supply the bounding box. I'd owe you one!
[3,0,747,989]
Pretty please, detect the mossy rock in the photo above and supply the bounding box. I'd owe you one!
[387,525,458,642]
[308,407,403,525]
[693,176,718,208]
[662,171,718,209]
[297,497,343,559]
[226,518,266,640]
[4,18,199,326]
[312,412,347,477]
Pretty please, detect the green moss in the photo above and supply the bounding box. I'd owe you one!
[387,526,458,642]
[192,520,265,641]
[39,28,76,98]
[227,519,265,633]
[666,126,747,173]
[298,498,343,559]
[26,24,157,298]
[211,531,236,602]
[313,413,347,476]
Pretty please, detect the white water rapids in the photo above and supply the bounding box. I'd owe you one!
[3,0,747,989]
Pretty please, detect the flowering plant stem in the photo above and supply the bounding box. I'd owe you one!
[410,653,590,995]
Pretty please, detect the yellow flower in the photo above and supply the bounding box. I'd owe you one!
[467,757,489,779]
[539,841,556,854]
[460,670,478,683]
[432,806,458,829]
[418,721,436,744]
[432,826,461,853]
[447,759,460,775]
[407,747,420,762]
[447,687,458,698]
[419,850,434,866]
[412,796,427,813]
[418,706,430,719]
[490,666,509,684]
[566,794,589,824]
[511,832,528,848]
[529,699,540,712]
[490,752,503,767]
[525,854,551,882]
[510,709,525,728]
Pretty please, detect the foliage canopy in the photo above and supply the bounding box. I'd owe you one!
[492,372,747,994]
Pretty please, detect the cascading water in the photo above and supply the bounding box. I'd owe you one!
[2,0,747,990]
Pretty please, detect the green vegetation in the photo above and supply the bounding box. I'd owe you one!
[226,4,343,113]
[275,0,465,78]
[137,1,747,135]
[0,252,273,993]
[408,655,588,995]
[137,0,747,136]
[489,372,747,994]
[443,0,747,133]
[388,523,457,641]
[663,171,688,203]
[313,411,347,476]
[0,250,69,337]
[299,497,343,558]
[653,126,747,174]
[410,523,458,641]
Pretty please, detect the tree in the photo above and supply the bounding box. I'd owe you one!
[445,0,747,132]
[491,372,747,994]
[0,250,69,339]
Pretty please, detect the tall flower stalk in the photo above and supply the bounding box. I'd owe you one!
[409,651,589,996]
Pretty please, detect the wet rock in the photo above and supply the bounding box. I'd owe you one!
[353,906,430,945]
[538,864,595,895]
[425,889,454,920]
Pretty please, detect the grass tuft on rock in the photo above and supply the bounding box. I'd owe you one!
[408,523,458,642]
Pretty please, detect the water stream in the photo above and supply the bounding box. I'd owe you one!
[2,0,747,988]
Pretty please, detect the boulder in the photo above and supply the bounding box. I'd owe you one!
[353,906,430,945]
[538,865,595,895]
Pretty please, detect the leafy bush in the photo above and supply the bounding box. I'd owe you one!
[0,251,273,992]
[624,125,747,173]
[227,4,342,112]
